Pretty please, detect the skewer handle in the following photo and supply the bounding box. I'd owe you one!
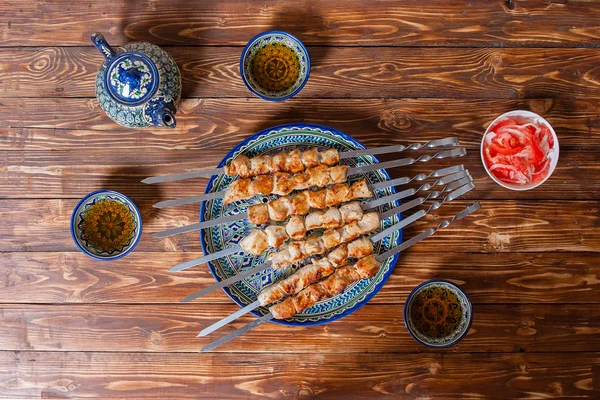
[142,167,225,184]
[155,212,246,238]
[181,261,273,302]
[198,300,262,337]
[169,245,241,272]
[377,202,481,262]
[349,147,466,175]
[340,137,459,159]
[200,313,274,353]
[153,190,225,209]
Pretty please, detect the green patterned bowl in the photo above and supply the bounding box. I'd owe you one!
[404,280,473,348]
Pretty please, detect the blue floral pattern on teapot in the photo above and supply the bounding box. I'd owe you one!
[91,33,181,129]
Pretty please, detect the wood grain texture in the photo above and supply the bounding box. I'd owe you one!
[1,98,598,150]
[1,252,598,305]
[0,351,597,399]
[2,0,600,47]
[1,47,600,99]
[1,304,600,353]
[0,199,598,253]
[0,150,598,200]
[2,1,600,398]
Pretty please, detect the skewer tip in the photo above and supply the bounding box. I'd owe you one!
[141,178,153,184]
[197,330,209,338]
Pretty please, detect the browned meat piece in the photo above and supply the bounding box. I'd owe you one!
[248,204,269,225]
[325,183,351,207]
[289,192,310,215]
[319,148,340,166]
[354,255,381,279]
[285,215,306,240]
[338,221,362,243]
[268,197,291,221]
[320,208,343,229]
[349,179,373,199]
[239,230,269,255]
[265,225,288,248]
[307,188,327,209]
[268,248,289,269]
[288,242,305,263]
[279,259,333,297]
[304,211,323,231]
[224,154,251,178]
[304,235,325,256]
[320,266,361,295]
[258,285,286,306]
[307,164,331,187]
[339,202,363,223]
[327,244,349,267]
[347,237,374,258]
[269,152,287,173]
[223,179,251,205]
[285,149,304,174]
[248,175,273,196]
[270,297,296,319]
[272,172,295,196]
[249,155,271,176]
[301,147,320,168]
[329,165,349,184]
[291,171,312,191]
[291,285,327,314]
[357,212,380,232]
[322,228,342,248]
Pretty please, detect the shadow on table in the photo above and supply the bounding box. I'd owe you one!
[101,166,164,224]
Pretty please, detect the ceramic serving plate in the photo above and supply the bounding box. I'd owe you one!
[200,124,402,326]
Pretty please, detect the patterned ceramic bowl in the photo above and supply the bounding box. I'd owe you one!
[404,280,473,348]
[240,31,310,101]
[200,123,402,326]
[70,190,142,261]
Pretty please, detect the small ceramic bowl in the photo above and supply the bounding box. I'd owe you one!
[404,280,473,348]
[481,110,559,191]
[70,190,142,261]
[240,30,310,101]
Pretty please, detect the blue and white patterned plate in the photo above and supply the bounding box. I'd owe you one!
[200,124,402,326]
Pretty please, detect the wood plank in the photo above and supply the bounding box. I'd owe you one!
[0,351,596,399]
[0,252,598,305]
[0,199,598,253]
[2,0,600,47]
[0,98,598,150]
[2,47,600,99]
[0,149,597,200]
[0,304,599,353]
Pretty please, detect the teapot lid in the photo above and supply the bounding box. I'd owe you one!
[103,52,159,106]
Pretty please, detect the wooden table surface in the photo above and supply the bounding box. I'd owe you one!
[1,1,600,398]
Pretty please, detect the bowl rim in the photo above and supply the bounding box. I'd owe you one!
[480,109,560,191]
[240,30,311,102]
[70,190,143,261]
[403,279,473,348]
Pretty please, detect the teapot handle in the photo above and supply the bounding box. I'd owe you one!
[91,33,116,60]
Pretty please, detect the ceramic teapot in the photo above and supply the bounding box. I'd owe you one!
[91,33,181,129]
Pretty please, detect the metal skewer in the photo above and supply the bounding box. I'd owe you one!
[142,137,459,184]
[170,173,472,273]
[154,164,466,239]
[200,201,482,352]
[181,178,474,301]
[152,147,466,209]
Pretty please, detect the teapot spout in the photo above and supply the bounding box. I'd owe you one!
[91,32,116,60]
[158,108,177,128]
[146,99,177,128]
